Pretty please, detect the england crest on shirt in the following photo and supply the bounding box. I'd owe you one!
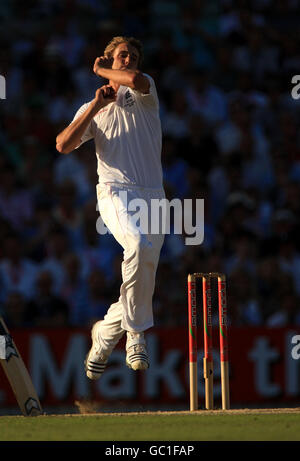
[124,90,135,108]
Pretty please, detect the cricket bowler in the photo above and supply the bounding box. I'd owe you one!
[56,36,165,378]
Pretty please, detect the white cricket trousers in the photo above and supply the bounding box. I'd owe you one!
[96,183,165,353]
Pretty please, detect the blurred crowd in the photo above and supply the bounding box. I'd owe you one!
[1,0,300,329]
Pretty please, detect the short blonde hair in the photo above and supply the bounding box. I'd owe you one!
[104,36,144,67]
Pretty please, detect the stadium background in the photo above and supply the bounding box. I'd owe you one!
[0,0,300,412]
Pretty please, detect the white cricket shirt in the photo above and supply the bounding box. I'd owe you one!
[72,74,163,189]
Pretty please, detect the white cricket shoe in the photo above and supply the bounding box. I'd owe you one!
[85,321,108,380]
[126,332,149,370]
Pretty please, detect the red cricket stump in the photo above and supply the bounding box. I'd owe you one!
[202,275,213,410]
[188,274,198,411]
[217,274,230,410]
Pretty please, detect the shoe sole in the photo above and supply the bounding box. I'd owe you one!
[126,360,149,370]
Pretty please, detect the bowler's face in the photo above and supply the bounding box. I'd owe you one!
[112,43,139,70]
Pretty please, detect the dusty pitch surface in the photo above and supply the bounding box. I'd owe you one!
[1,407,300,418]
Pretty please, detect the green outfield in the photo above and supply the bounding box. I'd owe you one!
[0,409,300,441]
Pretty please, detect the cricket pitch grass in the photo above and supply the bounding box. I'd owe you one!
[0,408,300,441]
